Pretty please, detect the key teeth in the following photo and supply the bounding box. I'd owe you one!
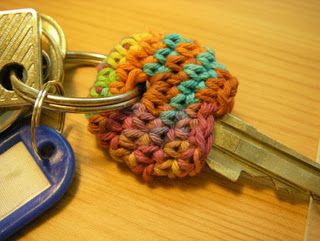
[207,148,243,182]
[271,179,296,193]
[207,148,304,195]
[207,155,308,196]
[311,193,320,201]
[208,160,303,195]
[207,146,268,183]
[207,160,241,182]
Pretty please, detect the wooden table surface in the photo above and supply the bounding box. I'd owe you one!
[1,0,320,240]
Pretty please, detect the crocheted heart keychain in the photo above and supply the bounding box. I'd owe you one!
[88,32,238,181]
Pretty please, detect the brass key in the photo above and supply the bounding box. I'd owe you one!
[0,9,42,132]
[207,114,320,197]
[0,8,42,107]
[0,9,67,132]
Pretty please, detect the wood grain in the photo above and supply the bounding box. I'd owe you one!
[1,0,320,240]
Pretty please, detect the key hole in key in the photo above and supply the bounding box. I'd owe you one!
[0,63,27,91]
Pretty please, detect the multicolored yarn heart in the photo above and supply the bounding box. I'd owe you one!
[88,32,238,181]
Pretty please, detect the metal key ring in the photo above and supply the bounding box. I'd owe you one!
[10,51,143,113]
[31,81,65,159]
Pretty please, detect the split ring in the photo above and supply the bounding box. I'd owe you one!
[31,81,65,159]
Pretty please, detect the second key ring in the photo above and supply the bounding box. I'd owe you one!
[31,80,65,159]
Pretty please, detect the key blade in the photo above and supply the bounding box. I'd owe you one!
[304,139,320,241]
[207,114,320,197]
[0,8,42,107]
[207,142,302,193]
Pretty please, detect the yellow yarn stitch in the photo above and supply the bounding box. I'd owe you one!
[107,32,152,68]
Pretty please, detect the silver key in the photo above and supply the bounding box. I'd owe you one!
[207,114,320,197]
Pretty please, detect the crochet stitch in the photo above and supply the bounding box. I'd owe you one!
[89,32,238,181]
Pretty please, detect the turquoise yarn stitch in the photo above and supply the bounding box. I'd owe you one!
[197,52,226,70]
[201,47,227,70]
[163,33,191,49]
[143,63,170,76]
[184,64,217,81]
[142,33,228,127]
[170,92,198,110]
[154,48,178,64]
[170,79,207,110]
[160,109,189,126]
[177,79,206,93]
[160,110,178,126]
[197,52,216,69]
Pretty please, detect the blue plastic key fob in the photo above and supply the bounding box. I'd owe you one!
[0,122,75,240]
